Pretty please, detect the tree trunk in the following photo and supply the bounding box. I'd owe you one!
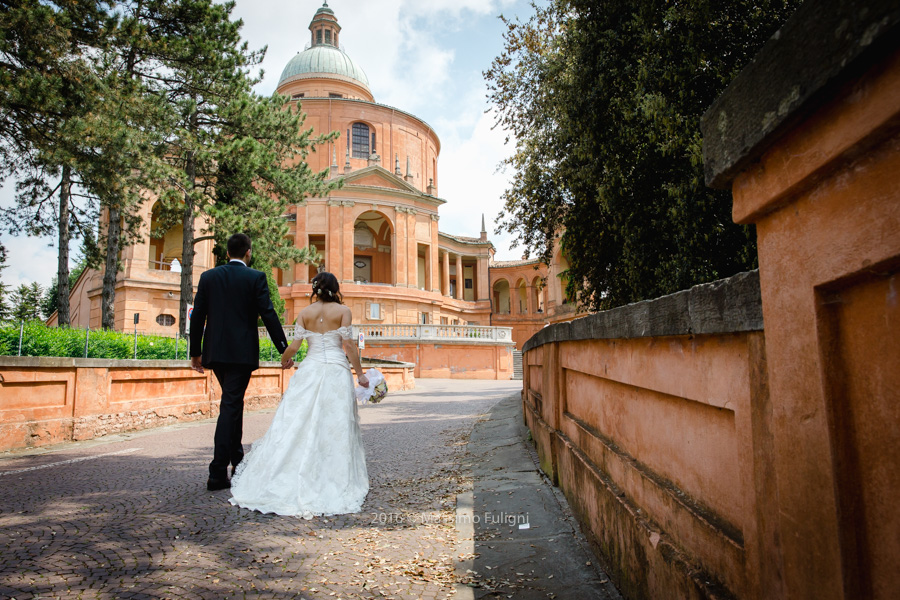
[56,165,72,327]
[101,206,121,330]
[179,147,196,336]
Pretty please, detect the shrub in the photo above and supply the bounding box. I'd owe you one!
[0,321,305,363]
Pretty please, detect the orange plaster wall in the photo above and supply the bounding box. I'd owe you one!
[727,48,900,600]
[523,332,762,598]
[0,358,414,452]
[362,343,513,380]
[289,98,440,195]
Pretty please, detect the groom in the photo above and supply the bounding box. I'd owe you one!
[190,233,290,491]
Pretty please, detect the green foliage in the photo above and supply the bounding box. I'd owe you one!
[42,260,86,319]
[486,0,801,310]
[0,321,303,362]
[264,267,286,325]
[0,239,9,322]
[10,282,44,322]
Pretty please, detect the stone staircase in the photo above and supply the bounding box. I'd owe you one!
[512,350,523,380]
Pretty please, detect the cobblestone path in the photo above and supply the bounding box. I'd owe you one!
[0,379,521,600]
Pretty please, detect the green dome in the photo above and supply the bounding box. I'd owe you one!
[278,45,370,90]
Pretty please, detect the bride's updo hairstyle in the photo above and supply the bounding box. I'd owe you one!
[311,271,343,304]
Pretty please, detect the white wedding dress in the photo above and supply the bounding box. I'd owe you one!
[229,325,369,517]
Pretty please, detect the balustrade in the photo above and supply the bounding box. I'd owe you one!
[264,323,514,344]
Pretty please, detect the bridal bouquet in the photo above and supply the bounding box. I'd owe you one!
[355,368,388,404]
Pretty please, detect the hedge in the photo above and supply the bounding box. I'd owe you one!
[0,321,307,362]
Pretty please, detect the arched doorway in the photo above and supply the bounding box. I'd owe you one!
[531,276,546,313]
[493,279,511,315]
[353,211,393,284]
[516,278,528,314]
[149,202,184,270]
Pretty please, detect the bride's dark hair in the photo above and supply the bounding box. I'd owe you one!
[311,271,343,304]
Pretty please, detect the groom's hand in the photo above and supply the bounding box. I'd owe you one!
[190,356,204,374]
[280,355,294,370]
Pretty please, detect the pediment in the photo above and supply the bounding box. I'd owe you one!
[340,166,422,194]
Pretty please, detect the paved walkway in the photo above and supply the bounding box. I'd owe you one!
[0,379,618,600]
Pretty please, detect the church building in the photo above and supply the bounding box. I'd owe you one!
[53,2,582,357]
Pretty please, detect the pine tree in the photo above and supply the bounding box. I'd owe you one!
[11,282,44,322]
[0,240,10,322]
[148,0,338,334]
[42,258,86,320]
[0,0,117,327]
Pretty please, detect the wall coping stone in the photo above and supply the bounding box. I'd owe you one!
[701,0,900,189]
[522,270,762,353]
[0,356,415,370]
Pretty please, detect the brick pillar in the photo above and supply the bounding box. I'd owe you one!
[342,203,355,283]
[295,205,308,284]
[327,201,342,280]
[430,216,440,293]
[477,255,490,302]
[394,209,406,286]
[407,211,418,288]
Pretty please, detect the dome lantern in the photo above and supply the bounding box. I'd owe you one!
[277,1,372,99]
[310,1,341,48]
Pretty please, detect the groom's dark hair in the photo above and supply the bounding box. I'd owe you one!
[227,233,252,259]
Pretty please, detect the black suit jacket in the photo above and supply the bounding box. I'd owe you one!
[189,261,289,369]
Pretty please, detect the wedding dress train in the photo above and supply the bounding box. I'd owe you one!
[229,326,369,517]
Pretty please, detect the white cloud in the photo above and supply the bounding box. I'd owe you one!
[438,108,520,260]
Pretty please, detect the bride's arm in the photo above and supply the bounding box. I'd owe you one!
[280,339,303,369]
[280,314,305,369]
[340,309,369,387]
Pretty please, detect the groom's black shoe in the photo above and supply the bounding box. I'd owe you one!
[207,477,231,491]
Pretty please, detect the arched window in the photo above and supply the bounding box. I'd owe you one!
[352,122,370,158]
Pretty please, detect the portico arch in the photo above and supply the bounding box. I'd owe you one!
[149,201,183,270]
[493,278,511,315]
[554,248,574,304]
[516,278,528,314]
[532,276,546,313]
[353,210,393,284]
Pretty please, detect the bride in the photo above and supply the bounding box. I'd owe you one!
[229,272,370,517]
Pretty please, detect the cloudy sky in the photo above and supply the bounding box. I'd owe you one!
[0,0,535,290]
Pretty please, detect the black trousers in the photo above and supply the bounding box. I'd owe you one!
[210,365,254,480]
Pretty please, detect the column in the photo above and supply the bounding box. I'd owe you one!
[477,255,490,302]
[394,208,407,286]
[341,201,355,283]
[442,251,450,296]
[295,204,309,284]
[327,200,342,280]
[407,210,418,288]
[430,215,440,293]
[455,255,464,300]
[526,282,535,315]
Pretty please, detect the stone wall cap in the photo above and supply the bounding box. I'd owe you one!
[0,357,197,369]
[701,0,900,189]
[522,270,763,353]
[0,356,418,370]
